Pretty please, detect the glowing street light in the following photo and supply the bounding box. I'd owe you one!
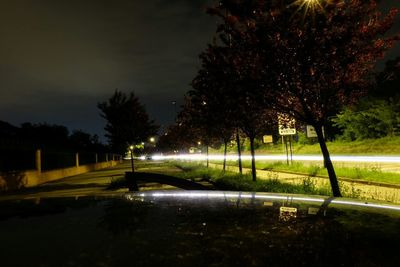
[149,137,155,143]
[292,0,324,15]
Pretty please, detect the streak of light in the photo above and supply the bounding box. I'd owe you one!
[151,154,400,163]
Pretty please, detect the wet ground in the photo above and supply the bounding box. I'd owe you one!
[0,191,399,267]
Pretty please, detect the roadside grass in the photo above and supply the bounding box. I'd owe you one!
[173,162,375,199]
[210,136,400,155]
[173,162,204,173]
[212,160,400,185]
[106,161,374,200]
[173,162,332,196]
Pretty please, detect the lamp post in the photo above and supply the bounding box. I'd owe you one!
[129,145,135,172]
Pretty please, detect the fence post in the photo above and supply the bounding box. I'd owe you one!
[35,149,41,174]
[75,153,79,167]
[95,153,98,163]
[106,154,108,162]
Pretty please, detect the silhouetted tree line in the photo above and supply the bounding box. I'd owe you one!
[0,121,114,172]
[0,120,108,153]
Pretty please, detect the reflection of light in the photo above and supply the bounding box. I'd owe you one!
[331,200,400,211]
[151,154,400,163]
[125,191,400,212]
[149,191,324,203]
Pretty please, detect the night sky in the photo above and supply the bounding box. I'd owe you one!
[0,0,399,141]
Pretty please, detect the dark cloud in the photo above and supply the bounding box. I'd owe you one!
[0,0,217,140]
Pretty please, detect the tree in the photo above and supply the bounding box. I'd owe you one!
[375,57,400,99]
[157,121,200,154]
[20,122,70,149]
[190,47,237,170]
[189,42,276,178]
[333,97,400,140]
[98,90,158,154]
[208,0,399,196]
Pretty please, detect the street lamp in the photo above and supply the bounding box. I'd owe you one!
[149,137,155,143]
[292,0,324,15]
[129,145,135,172]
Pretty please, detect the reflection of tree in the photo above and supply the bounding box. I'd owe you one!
[98,199,150,236]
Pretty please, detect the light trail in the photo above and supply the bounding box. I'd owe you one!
[151,154,400,163]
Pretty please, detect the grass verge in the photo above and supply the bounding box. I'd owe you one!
[173,162,333,196]
[210,136,400,155]
[213,160,400,185]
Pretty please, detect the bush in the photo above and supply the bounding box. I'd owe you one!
[332,98,400,140]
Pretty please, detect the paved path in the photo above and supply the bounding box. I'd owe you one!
[0,161,183,201]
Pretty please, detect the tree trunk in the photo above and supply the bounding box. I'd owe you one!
[249,136,257,182]
[206,145,209,168]
[315,125,342,197]
[236,129,243,174]
[223,140,228,172]
[130,150,135,173]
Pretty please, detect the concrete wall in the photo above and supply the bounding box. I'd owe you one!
[0,149,121,191]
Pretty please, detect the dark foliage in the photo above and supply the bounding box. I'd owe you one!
[98,90,159,154]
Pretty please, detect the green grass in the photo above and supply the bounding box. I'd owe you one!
[216,160,400,185]
[173,162,332,196]
[172,162,374,199]
[210,136,400,155]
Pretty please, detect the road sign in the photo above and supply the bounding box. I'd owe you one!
[263,135,273,143]
[279,127,296,135]
[278,113,296,136]
[279,206,297,221]
[306,125,324,138]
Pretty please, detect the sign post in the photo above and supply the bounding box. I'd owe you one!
[278,114,296,165]
[306,125,324,138]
